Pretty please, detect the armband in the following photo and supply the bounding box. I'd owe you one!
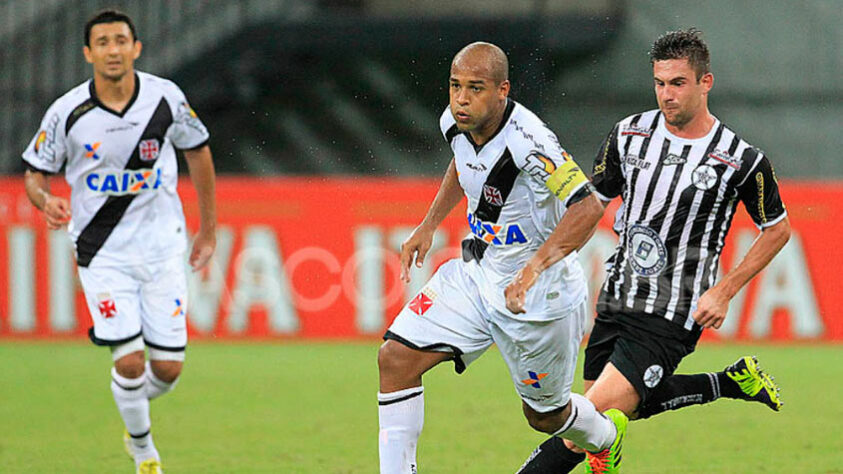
[546,160,588,203]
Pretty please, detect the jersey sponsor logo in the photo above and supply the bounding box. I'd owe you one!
[643,365,664,388]
[85,168,162,196]
[171,298,185,317]
[627,225,667,276]
[139,138,160,162]
[467,212,529,246]
[524,151,558,180]
[465,162,487,172]
[522,371,549,388]
[34,131,47,152]
[97,293,117,319]
[38,114,61,163]
[662,153,686,165]
[178,101,205,133]
[708,149,741,169]
[692,164,718,191]
[483,184,504,206]
[621,154,651,170]
[84,142,102,160]
[546,159,588,202]
[621,125,651,137]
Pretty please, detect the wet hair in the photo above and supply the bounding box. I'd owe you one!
[84,9,137,47]
[649,28,710,80]
[452,42,509,84]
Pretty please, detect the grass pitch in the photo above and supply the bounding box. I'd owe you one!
[1,341,841,473]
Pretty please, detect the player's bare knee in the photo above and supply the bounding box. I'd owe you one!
[522,403,567,434]
[114,350,145,378]
[150,360,183,383]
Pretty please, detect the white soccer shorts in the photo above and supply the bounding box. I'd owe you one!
[78,253,188,352]
[386,259,587,413]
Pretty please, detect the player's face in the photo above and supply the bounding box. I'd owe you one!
[653,59,712,128]
[449,65,509,134]
[83,22,141,81]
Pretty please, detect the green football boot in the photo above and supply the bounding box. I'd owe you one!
[724,355,783,411]
[585,408,627,474]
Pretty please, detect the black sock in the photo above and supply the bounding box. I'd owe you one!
[516,436,585,473]
[637,372,736,419]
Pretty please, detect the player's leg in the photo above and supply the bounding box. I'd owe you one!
[139,254,189,402]
[378,260,493,474]
[517,311,626,472]
[636,355,783,418]
[78,264,157,467]
[499,300,624,474]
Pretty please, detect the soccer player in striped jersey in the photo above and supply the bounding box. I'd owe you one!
[378,42,627,474]
[518,29,789,473]
[22,10,216,474]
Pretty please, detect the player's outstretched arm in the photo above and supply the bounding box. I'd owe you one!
[400,158,462,283]
[505,193,604,313]
[183,145,217,271]
[24,169,71,230]
[694,217,791,329]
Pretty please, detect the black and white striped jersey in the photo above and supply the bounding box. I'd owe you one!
[22,71,209,268]
[592,109,786,331]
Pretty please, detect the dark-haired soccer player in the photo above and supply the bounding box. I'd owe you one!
[377,41,627,474]
[22,9,216,474]
[517,28,788,474]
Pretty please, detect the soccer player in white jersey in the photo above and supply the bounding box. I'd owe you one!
[376,42,628,474]
[518,29,789,473]
[22,10,216,474]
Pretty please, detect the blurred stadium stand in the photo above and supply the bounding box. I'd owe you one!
[1,0,840,177]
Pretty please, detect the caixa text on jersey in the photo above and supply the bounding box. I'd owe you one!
[85,168,162,196]
[467,212,529,246]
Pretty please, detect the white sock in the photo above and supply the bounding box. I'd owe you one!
[145,361,178,400]
[552,393,616,453]
[378,387,424,474]
[111,368,158,460]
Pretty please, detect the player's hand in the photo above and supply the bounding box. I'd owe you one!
[42,194,71,230]
[399,224,435,283]
[505,263,541,314]
[692,286,729,329]
[189,228,216,272]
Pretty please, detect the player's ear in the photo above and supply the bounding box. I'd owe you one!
[498,79,510,99]
[133,40,142,60]
[700,72,713,93]
[83,46,93,64]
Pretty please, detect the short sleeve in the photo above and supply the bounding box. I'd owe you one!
[21,102,67,174]
[591,124,623,200]
[508,123,590,207]
[737,154,786,228]
[165,83,210,150]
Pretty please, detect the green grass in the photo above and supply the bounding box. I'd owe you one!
[1,341,842,473]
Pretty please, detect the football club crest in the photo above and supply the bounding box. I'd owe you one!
[643,365,664,388]
[692,165,718,191]
[483,184,504,206]
[139,138,160,162]
[408,292,434,316]
[97,293,117,319]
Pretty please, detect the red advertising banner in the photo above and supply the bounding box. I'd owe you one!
[0,177,839,341]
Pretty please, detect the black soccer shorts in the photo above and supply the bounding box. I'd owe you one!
[583,311,701,406]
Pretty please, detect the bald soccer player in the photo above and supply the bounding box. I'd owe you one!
[376,42,627,474]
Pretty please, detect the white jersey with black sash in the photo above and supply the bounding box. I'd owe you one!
[591,109,786,332]
[22,71,210,268]
[440,99,592,321]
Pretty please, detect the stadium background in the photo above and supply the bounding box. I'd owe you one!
[1,1,842,472]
